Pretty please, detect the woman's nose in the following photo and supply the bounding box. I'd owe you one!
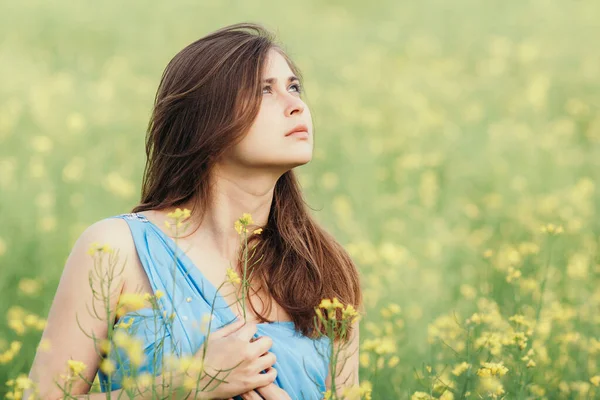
[285,95,305,116]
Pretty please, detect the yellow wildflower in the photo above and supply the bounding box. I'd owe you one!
[234,213,254,234]
[318,299,332,309]
[116,293,149,317]
[540,223,564,234]
[253,228,263,235]
[477,361,508,377]
[99,359,115,375]
[388,356,400,368]
[87,242,113,256]
[359,381,373,400]
[68,359,86,376]
[124,338,145,367]
[137,372,153,389]
[342,304,359,321]
[183,375,198,391]
[167,207,191,220]
[341,385,361,400]
[122,376,136,390]
[388,303,401,314]
[591,375,600,387]
[412,392,435,400]
[452,361,470,376]
[331,297,344,309]
[18,278,41,296]
[226,267,241,284]
[98,339,111,355]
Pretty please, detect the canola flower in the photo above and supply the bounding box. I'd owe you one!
[5,374,37,400]
[87,242,113,255]
[226,267,241,284]
[234,212,254,234]
[476,361,509,378]
[115,292,151,318]
[316,297,365,399]
[165,207,191,229]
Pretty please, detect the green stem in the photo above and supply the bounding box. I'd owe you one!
[242,229,248,321]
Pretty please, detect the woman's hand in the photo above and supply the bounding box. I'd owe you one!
[192,319,278,399]
[227,380,291,400]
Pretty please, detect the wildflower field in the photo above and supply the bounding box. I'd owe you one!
[1,0,600,398]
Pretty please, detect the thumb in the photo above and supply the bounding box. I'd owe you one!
[257,382,289,399]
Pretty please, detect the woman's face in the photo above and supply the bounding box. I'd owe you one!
[227,48,314,174]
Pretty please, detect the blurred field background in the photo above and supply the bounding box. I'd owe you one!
[2,0,600,398]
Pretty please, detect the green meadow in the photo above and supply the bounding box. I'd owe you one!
[1,0,600,398]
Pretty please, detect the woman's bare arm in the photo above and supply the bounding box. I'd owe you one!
[24,218,138,400]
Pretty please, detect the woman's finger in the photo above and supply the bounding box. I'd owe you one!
[256,382,291,400]
[253,351,277,374]
[240,390,263,400]
[212,318,245,338]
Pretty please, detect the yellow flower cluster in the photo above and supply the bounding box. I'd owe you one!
[451,361,471,376]
[100,359,116,375]
[5,374,36,400]
[234,212,254,234]
[164,353,204,379]
[112,330,146,367]
[540,223,564,235]
[0,341,22,364]
[233,213,263,235]
[226,267,241,284]
[165,207,191,229]
[68,359,86,376]
[479,375,505,398]
[316,297,360,324]
[115,293,150,318]
[121,372,153,391]
[476,361,509,377]
[319,297,344,309]
[7,306,46,335]
[167,208,191,220]
[332,380,372,400]
[17,278,41,296]
[362,337,396,355]
[115,290,162,319]
[411,392,435,400]
[87,241,113,256]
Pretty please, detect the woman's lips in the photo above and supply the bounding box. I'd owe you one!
[286,130,309,139]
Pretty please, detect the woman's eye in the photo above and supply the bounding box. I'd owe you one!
[261,84,303,95]
[291,83,303,94]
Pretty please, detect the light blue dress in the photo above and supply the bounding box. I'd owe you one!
[97,213,331,400]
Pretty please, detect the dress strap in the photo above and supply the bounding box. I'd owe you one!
[108,213,239,353]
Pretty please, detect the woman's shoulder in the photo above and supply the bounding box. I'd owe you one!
[71,214,141,270]
[79,213,136,246]
[70,213,149,292]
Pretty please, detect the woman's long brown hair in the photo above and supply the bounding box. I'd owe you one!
[131,22,362,341]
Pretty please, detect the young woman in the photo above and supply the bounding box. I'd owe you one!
[26,22,362,399]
